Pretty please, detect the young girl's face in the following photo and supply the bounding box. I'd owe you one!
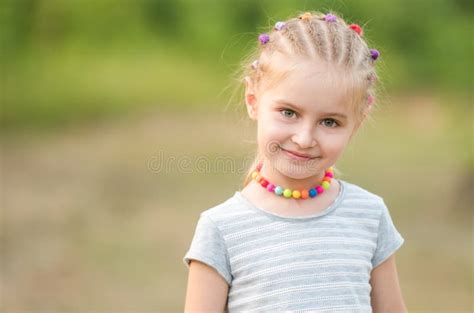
[246,61,364,181]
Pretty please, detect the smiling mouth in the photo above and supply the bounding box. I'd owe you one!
[280,147,318,160]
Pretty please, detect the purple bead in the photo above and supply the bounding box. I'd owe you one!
[370,49,380,60]
[267,183,275,192]
[316,186,324,194]
[324,14,337,22]
[258,33,270,45]
[309,188,317,198]
[274,21,286,31]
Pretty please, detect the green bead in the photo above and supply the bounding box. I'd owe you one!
[322,181,330,189]
[283,189,292,198]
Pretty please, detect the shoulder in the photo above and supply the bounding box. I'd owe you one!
[199,192,255,228]
[339,180,403,240]
[339,179,386,211]
[340,179,383,201]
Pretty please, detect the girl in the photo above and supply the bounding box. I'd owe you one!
[183,11,406,313]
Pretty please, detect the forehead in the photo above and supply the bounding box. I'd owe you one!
[261,54,361,114]
[273,65,356,111]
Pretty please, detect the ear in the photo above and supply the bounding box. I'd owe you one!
[244,76,258,120]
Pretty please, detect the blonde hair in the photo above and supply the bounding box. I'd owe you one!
[232,11,380,188]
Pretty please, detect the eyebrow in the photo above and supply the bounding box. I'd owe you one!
[275,99,348,120]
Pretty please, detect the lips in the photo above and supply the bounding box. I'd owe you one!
[281,147,317,160]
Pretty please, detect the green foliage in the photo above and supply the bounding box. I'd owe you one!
[0,0,472,129]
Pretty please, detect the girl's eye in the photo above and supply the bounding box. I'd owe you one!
[321,118,339,128]
[280,109,297,118]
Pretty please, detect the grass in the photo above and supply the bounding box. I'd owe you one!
[1,44,230,131]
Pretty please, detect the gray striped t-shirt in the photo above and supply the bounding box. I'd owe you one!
[183,179,404,312]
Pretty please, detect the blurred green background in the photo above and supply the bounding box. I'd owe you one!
[1,0,472,312]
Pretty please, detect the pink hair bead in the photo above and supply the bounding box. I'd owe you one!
[368,95,375,106]
[316,186,325,194]
[267,183,275,192]
[368,72,377,82]
[325,172,334,178]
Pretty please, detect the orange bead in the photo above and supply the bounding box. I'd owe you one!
[323,177,331,182]
[299,12,312,20]
[301,190,309,199]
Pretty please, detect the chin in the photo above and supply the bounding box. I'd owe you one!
[272,156,321,179]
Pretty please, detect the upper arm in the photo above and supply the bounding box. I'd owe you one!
[184,260,230,313]
[370,254,407,313]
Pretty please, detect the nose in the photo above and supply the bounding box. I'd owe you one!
[291,125,316,149]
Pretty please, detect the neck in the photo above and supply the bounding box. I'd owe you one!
[259,161,329,190]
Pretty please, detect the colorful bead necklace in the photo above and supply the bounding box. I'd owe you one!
[251,163,334,200]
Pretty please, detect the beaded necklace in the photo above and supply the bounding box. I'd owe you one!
[251,163,334,200]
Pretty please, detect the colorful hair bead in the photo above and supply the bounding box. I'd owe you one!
[251,59,259,70]
[367,94,375,106]
[370,49,380,60]
[324,14,337,22]
[349,24,363,36]
[299,12,312,21]
[274,21,286,31]
[258,33,270,45]
[368,72,377,82]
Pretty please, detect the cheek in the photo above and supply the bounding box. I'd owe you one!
[258,116,287,141]
[319,132,352,151]
[257,121,288,156]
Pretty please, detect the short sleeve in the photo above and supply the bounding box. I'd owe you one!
[371,200,405,268]
[183,214,232,285]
